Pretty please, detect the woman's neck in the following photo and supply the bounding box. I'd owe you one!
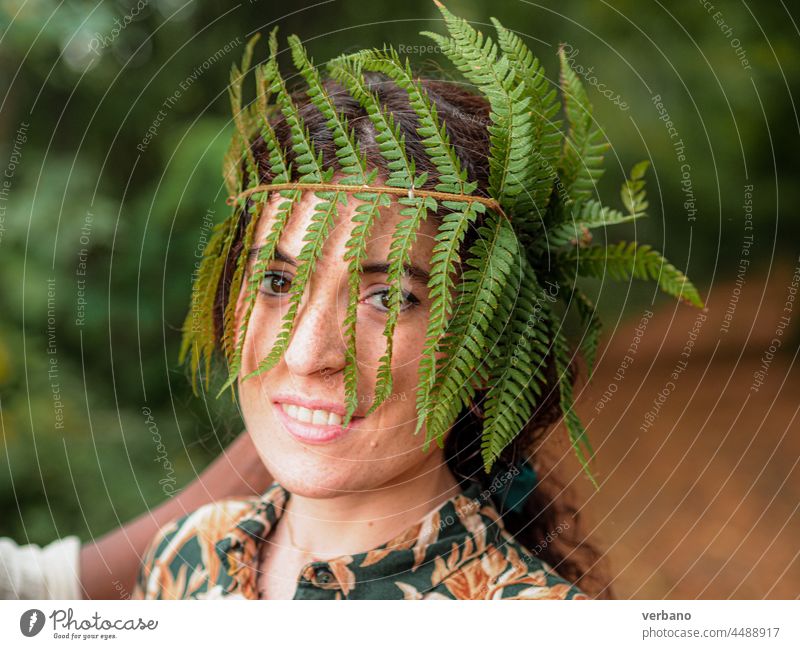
[281,452,461,558]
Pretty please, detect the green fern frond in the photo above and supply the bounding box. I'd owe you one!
[215,35,271,393]
[178,215,235,394]
[416,200,484,447]
[327,57,450,418]
[270,34,329,187]
[353,46,476,195]
[219,202,262,377]
[222,133,244,198]
[551,314,598,488]
[480,258,551,471]
[424,6,533,211]
[254,47,275,121]
[338,43,493,425]
[229,34,261,182]
[289,35,372,185]
[558,46,609,205]
[563,241,704,307]
[327,56,452,417]
[218,55,303,393]
[217,121,302,390]
[542,201,626,249]
[538,161,651,250]
[543,199,641,250]
[242,33,344,383]
[491,18,561,214]
[219,196,295,395]
[424,211,518,445]
[217,195,262,383]
[289,35,393,424]
[243,190,343,382]
[367,195,437,416]
[621,160,650,216]
[218,33,286,393]
[327,56,426,191]
[340,189,392,424]
[572,288,602,375]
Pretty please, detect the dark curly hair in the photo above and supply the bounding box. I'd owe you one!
[212,72,614,598]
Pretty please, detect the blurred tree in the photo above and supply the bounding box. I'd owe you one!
[0,0,797,544]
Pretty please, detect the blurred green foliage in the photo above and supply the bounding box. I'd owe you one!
[0,0,797,544]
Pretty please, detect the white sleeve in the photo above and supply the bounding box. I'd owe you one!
[0,536,82,600]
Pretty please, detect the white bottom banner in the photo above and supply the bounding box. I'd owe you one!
[0,600,796,648]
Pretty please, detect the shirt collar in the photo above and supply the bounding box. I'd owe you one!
[213,480,509,599]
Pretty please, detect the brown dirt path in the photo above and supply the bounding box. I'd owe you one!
[557,263,800,598]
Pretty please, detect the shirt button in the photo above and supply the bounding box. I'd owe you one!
[315,567,333,584]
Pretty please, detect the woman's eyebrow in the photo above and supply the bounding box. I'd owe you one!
[247,245,297,266]
[247,246,429,284]
[362,261,430,285]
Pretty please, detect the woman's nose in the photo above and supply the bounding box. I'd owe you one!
[283,288,347,378]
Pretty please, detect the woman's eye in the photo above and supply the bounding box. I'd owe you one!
[259,274,418,309]
[363,288,419,313]
[260,271,293,296]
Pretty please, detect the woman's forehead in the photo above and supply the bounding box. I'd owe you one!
[252,191,439,267]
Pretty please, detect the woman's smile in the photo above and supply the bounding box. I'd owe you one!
[272,395,365,444]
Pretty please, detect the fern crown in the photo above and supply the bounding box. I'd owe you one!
[181,3,703,484]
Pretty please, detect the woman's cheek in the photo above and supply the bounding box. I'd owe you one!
[387,322,426,403]
[233,285,260,372]
[238,301,282,377]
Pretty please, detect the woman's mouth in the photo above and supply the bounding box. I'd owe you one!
[273,400,363,443]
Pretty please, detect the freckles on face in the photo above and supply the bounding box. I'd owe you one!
[233,191,445,497]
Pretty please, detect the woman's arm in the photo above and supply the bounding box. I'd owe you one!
[78,431,270,599]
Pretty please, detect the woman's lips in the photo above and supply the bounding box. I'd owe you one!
[273,400,363,444]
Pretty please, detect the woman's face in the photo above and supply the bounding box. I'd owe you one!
[234,190,447,498]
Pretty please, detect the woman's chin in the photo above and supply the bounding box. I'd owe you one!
[247,417,430,499]
[266,465,375,499]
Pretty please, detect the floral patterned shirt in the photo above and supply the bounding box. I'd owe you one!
[133,481,587,600]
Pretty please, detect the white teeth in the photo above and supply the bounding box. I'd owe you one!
[281,403,345,427]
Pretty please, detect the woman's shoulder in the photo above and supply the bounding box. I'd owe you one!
[148,496,263,555]
[400,488,589,600]
[132,495,264,600]
[490,531,589,600]
[427,526,589,600]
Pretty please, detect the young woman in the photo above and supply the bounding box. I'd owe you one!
[133,7,700,600]
[134,63,610,599]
